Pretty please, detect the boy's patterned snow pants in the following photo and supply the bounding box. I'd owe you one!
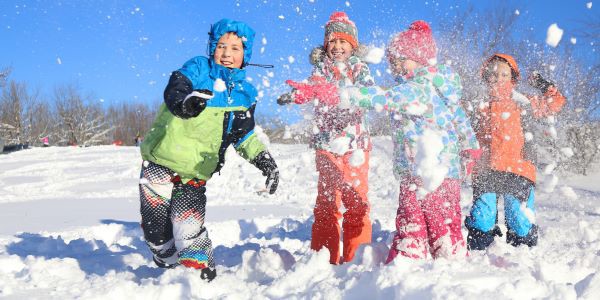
[138,161,215,269]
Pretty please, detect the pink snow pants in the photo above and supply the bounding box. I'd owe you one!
[386,177,466,262]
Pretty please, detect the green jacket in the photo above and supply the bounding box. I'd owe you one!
[141,19,266,182]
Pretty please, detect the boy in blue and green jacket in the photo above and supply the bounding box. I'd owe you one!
[139,18,278,281]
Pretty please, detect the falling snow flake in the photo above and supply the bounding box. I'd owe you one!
[546,23,563,47]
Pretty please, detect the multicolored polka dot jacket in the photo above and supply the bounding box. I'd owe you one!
[350,64,479,179]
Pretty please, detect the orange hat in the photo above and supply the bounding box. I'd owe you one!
[324,12,358,49]
[482,53,521,82]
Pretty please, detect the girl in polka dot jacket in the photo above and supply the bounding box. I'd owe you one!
[344,21,479,261]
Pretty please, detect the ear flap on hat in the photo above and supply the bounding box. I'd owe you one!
[353,44,369,61]
[309,46,326,66]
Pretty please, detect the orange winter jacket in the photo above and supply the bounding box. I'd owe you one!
[474,84,566,182]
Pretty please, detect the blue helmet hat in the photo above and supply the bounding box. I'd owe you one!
[208,19,255,67]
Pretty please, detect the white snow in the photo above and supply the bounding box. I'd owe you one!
[546,23,564,47]
[213,78,226,92]
[363,47,385,64]
[287,56,295,64]
[0,140,599,299]
[414,129,448,197]
[587,2,592,9]
[560,147,574,158]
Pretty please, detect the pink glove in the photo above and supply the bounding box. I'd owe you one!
[285,79,340,106]
[285,80,316,104]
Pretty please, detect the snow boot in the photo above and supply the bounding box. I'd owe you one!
[201,267,217,282]
[507,224,538,247]
[466,225,502,250]
[153,255,178,269]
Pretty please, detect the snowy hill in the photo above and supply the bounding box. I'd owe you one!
[0,139,599,299]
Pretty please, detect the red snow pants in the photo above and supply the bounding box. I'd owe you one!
[386,177,466,262]
[311,149,372,264]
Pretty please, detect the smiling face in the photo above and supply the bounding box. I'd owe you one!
[326,38,354,62]
[484,60,513,87]
[213,32,244,69]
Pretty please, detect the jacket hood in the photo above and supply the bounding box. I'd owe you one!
[481,53,521,82]
[208,19,255,67]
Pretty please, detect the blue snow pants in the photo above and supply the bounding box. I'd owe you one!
[465,170,538,250]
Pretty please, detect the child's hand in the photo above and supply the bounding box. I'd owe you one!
[250,151,279,194]
[181,89,213,118]
[285,80,316,104]
[277,92,294,105]
[528,71,554,93]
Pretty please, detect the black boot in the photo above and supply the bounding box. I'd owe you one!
[507,225,538,247]
[153,256,178,269]
[466,225,502,250]
[201,267,217,282]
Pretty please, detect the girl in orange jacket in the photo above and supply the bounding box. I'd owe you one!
[465,53,566,250]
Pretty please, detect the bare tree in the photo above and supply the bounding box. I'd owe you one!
[54,85,113,146]
[106,101,159,145]
[0,67,11,88]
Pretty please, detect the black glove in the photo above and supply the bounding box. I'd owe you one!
[528,71,554,93]
[277,92,294,105]
[181,89,213,118]
[250,151,279,194]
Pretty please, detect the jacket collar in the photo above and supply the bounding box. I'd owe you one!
[208,58,246,84]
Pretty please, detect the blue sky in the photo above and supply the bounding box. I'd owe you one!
[1,0,596,122]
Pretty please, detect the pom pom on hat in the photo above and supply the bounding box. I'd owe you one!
[324,11,358,49]
[386,20,437,66]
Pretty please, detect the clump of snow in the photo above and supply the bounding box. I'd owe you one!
[542,174,559,193]
[288,56,295,64]
[546,23,564,47]
[515,9,520,15]
[363,47,385,64]
[560,147,574,158]
[559,186,578,200]
[501,112,511,120]
[406,101,428,115]
[329,137,352,155]
[349,149,366,167]
[571,37,577,44]
[213,78,227,92]
[587,2,592,9]
[414,129,448,197]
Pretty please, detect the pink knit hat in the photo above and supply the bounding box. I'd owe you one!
[324,12,358,49]
[386,20,437,66]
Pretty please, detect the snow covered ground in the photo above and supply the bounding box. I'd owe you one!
[0,138,599,299]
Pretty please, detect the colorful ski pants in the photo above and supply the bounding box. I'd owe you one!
[386,177,466,262]
[465,170,537,250]
[311,149,372,264]
[139,161,215,269]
